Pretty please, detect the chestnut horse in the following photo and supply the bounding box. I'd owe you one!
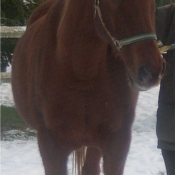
[12,0,165,175]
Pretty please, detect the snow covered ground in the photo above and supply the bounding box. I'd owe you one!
[0,83,166,175]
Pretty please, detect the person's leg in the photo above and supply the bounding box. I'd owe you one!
[161,149,175,175]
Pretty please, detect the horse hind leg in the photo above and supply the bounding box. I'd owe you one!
[37,127,72,175]
[82,147,102,175]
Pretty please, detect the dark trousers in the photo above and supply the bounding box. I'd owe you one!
[162,149,175,175]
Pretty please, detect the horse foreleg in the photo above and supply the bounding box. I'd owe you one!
[82,147,102,175]
[103,128,131,175]
[37,127,72,175]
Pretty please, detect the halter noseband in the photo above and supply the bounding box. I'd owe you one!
[94,0,157,51]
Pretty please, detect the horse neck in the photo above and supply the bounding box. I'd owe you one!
[59,0,95,31]
[57,0,108,80]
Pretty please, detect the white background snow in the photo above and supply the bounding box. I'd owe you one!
[1,81,166,175]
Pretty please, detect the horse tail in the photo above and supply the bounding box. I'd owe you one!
[72,146,87,175]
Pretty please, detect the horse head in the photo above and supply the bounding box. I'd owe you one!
[95,0,165,91]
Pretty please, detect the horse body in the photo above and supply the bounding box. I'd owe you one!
[12,0,164,174]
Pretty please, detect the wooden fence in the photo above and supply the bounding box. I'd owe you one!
[1,26,26,83]
[1,26,26,38]
[1,72,11,83]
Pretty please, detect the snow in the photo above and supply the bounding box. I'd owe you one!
[0,84,14,106]
[0,83,166,175]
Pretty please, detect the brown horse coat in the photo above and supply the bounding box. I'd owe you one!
[12,0,165,174]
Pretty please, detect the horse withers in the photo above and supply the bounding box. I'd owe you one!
[12,0,165,175]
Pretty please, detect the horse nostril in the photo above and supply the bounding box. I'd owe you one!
[138,65,152,84]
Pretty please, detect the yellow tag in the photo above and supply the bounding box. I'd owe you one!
[159,46,171,54]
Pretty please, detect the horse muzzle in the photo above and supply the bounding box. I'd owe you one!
[127,59,166,91]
